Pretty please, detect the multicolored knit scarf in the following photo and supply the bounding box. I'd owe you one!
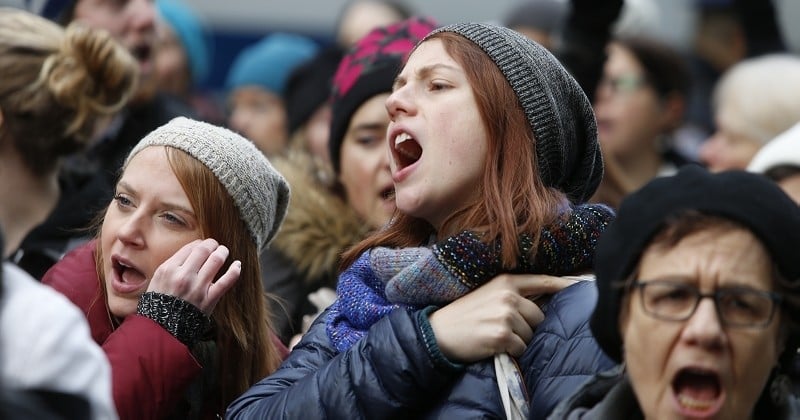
[325,203,615,352]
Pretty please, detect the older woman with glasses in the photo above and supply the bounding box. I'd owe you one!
[550,165,800,419]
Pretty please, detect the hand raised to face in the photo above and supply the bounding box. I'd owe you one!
[146,238,241,315]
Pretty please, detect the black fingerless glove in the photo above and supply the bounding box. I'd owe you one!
[137,292,212,347]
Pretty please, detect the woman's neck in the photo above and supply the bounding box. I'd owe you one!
[0,153,59,257]
[613,146,663,194]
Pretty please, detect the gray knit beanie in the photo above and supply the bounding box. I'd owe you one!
[424,23,602,203]
[124,117,290,251]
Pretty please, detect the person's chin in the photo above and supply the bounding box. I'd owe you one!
[107,294,139,319]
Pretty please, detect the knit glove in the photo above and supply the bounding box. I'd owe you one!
[137,292,212,347]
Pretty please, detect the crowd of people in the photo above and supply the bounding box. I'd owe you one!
[1,0,799,419]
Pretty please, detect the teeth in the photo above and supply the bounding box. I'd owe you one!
[677,394,713,410]
[395,132,411,147]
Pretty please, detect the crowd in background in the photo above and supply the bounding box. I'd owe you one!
[1,0,800,418]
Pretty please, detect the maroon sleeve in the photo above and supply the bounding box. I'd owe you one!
[103,315,202,420]
[43,241,203,419]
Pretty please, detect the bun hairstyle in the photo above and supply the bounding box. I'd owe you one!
[0,7,138,176]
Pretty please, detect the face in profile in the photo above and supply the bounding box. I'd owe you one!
[228,86,289,156]
[699,117,763,172]
[100,146,203,318]
[338,93,395,230]
[621,227,784,419]
[385,38,488,231]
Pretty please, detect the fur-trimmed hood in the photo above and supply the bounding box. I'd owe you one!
[270,153,369,286]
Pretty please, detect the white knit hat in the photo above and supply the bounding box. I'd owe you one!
[125,117,290,251]
[748,121,800,174]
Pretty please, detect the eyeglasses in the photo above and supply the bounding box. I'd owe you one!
[597,74,648,95]
[631,280,782,328]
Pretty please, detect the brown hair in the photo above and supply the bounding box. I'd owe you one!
[341,31,569,269]
[0,8,137,176]
[165,148,281,407]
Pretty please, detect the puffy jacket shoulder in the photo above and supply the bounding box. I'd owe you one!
[521,280,616,420]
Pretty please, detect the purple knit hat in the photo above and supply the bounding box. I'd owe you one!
[328,16,438,174]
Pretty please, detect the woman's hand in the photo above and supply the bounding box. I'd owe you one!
[146,238,241,315]
[428,274,576,363]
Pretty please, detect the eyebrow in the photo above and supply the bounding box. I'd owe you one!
[393,63,462,91]
[116,180,196,216]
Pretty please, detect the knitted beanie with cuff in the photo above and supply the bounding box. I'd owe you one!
[125,117,290,251]
[421,22,603,203]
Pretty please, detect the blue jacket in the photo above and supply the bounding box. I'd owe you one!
[227,281,613,419]
[522,280,616,419]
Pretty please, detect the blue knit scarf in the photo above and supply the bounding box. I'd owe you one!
[325,203,614,352]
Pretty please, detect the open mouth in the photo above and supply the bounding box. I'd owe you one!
[672,367,724,416]
[393,132,422,170]
[111,256,147,293]
[131,44,152,66]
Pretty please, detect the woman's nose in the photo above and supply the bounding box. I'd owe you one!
[116,213,145,248]
[386,85,413,119]
[681,298,725,349]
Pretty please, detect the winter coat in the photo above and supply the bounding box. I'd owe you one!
[262,153,368,342]
[226,281,614,419]
[41,241,208,420]
[523,280,616,419]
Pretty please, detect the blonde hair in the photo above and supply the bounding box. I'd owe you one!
[713,54,800,146]
[0,7,137,176]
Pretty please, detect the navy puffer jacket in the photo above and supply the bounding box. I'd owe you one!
[522,280,616,419]
[227,281,613,419]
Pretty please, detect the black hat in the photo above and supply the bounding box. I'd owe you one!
[592,165,800,362]
[284,46,344,135]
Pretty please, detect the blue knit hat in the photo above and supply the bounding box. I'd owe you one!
[225,33,319,95]
[156,0,211,85]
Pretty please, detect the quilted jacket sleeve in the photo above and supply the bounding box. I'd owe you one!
[226,307,460,419]
[521,280,617,420]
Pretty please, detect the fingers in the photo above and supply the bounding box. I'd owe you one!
[196,244,230,282]
[180,238,220,273]
[507,274,578,299]
[203,260,241,314]
[148,238,240,315]
[516,297,545,333]
[164,238,205,267]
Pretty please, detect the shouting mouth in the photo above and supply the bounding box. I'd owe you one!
[672,367,725,417]
[393,131,422,171]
